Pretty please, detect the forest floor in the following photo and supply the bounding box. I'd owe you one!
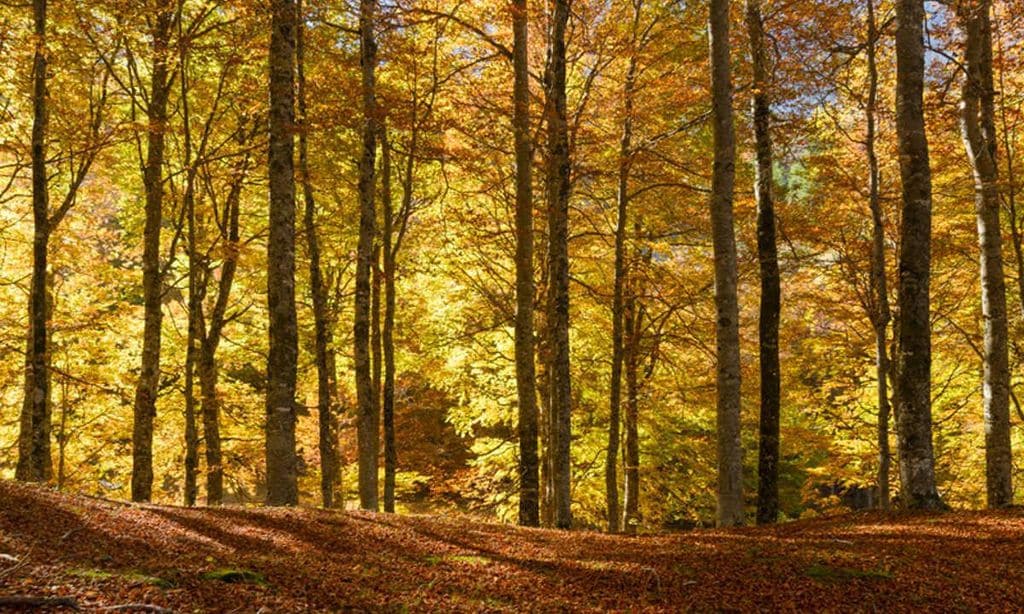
[1,482,1023,612]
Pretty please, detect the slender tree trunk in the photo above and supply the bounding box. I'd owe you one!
[958,0,1013,507]
[17,0,52,484]
[865,0,893,511]
[266,0,300,506]
[746,0,781,526]
[380,128,398,513]
[545,0,573,530]
[132,1,173,502]
[622,251,641,535]
[372,243,383,499]
[606,1,641,535]
[355,0,380,511]
[512,0,540,529]
[198,153,247,506]
[893,0,943,510]
[708,0,744,527]
[296,0,338,509]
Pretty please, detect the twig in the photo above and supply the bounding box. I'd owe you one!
[96,605,174,613]
[0,596,79,610]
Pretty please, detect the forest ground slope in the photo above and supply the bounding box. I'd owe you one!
[1,481,1023,612]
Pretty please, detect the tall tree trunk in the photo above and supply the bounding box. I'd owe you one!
[296,0,338,509]
[380,128,397,513]
[708,0,744,527]
[512,0,540,529]
[355,0,380,512]
[865,0,893,511]
[958,0,1012,507]
[131,0,174,503]
[17,0,52,484]
[893,0,943,510]
[746,0,781,526]
[622,247,642,535]
[370,242,382,501]
[545,0,573,530]
[197,152,248,506]
[266,0,300,506]
[606,0,641,535]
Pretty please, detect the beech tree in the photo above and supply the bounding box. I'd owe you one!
[893,0,943,510]
[745,0,781,526]
[957,0,1013,508]
[708,0,743,527]
[266,0,300,506]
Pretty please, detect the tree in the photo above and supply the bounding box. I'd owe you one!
[861,0,896,512]
[512,0,540,528]
[708,0,744,527]
[746,0,781,526]
[355,0,381,511]
[297,0,340,509]
[545,0,573,530]
[606,0,643,535]
[266,0,300,506]
[957,0,1012,507]
[17,0,52,484]
[131,0,174,503]
[893,0,943,510]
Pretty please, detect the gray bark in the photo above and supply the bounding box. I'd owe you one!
[513,0,540,528]
[265,0,300,506]
[355,0,380,511]
[545,0,573,530]
[894,0,943,510]
[131,0,174,503]
[708,0,744,527]
[957,0,1013,507]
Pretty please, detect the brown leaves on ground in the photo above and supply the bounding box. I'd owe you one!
[1,481,1023,612]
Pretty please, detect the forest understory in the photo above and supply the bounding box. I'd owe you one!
[1,481,1022,612]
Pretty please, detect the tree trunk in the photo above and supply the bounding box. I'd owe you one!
[622,256,642,535]
[266,0,300,506]
[372,241,383,501]
[380,127,398,513]
[355,0,380,512]
[893,0,943,511]
[746,0,781,526]
[545,0,573,530]
[958,0,1013,508]
[16,0,52,485]
[131,0,173,503]
[865,0,893,512]
[296,0,339,509]
[197,151,248,506]
[606,1,642,535]
[708,0,744,527]
[512,0,540,529]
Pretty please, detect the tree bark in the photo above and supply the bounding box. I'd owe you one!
[355,0,380,511]
[266,0,300,506]
[512,0,540,529]
[545,0,573,530]
[893,0,943,510]
[296,0,339,509]
[864,0,893,511]
[708,0,744,527]
[606,0,642,535]
[622,246,642,535]
[746,0,781,526]
[131,0,174,503]
[380,127,398,513]
[17,0,52,484]
[957,0,1013,507]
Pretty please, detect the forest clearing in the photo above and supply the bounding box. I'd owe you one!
[2,481,1024,612]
